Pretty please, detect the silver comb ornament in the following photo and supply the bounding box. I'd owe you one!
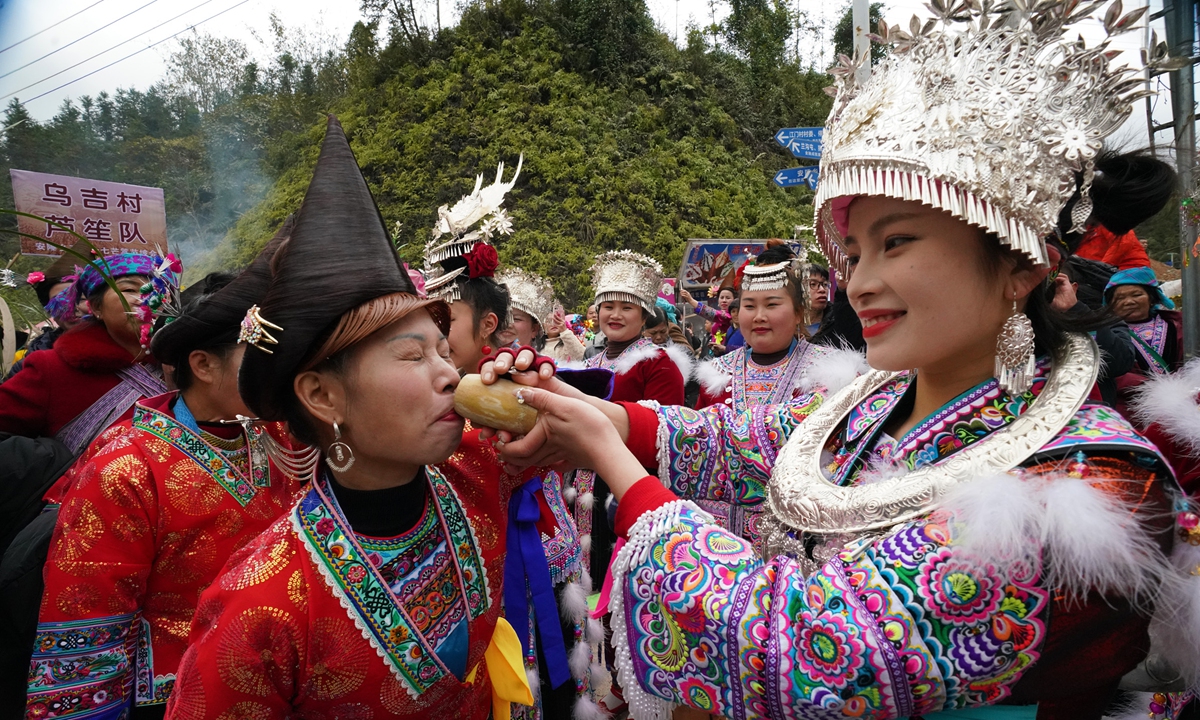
[814,0,1176,276]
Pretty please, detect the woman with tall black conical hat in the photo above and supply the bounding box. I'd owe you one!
[24,220,305,720]
[167,118,545,719]
[477,2,1200,717]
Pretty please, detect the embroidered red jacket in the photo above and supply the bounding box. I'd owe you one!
[166,431,533,720]
[26,393,304,718]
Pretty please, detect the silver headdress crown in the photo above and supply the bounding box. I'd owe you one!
[497,267,556,324]
[423,156,523,302]
[741,261,792,293]
[591,250,663,314]
[815,0,1174,276]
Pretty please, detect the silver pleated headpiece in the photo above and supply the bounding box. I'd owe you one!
[814,0,1174,276]
[591,250,663,314]
[497,267,556,324]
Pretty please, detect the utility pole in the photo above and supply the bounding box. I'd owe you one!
[852,0,871,83]
[1163,0,1199,356]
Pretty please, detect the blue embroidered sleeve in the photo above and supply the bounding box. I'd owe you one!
[611,502,1051,720]
[652,395,822,506]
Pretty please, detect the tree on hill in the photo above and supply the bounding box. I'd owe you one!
[1,0,833,313]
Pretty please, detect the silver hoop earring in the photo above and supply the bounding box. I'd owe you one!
[995,295,1036,395]
[326,421,356,473]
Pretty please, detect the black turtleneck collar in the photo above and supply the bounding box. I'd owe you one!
[329,468,427,537]
[605,336,637,359]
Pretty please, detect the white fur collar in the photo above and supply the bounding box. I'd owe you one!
[694,343,870,396]
[694,359,733,393]
[1129,358,1200,454]
[608,338,694,380]
[797,344,871,396]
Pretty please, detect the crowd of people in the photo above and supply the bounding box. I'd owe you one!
[0,1,1199,719]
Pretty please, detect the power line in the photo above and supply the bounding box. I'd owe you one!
[1,0,221,103]
[0,0,111,55]
[0,0,161,81]
[11,0,252,107]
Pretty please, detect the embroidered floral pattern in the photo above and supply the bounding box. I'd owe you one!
[133,406,258,506]
[26,613,139,719]
[293,467,489,697]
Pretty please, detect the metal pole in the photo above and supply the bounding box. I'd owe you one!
[853,0,871,84]
[1164,0,1199,357]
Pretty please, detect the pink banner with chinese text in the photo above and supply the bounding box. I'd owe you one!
[10,169,167,258]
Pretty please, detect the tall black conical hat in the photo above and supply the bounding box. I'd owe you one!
[150,215,295,364]
[239,116,421,421]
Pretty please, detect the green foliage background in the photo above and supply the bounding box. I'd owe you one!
[1,0,837,313]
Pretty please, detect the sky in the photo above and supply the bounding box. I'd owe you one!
[0,0,1179,148]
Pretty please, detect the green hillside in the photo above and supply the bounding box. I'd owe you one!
[2,0,833,311]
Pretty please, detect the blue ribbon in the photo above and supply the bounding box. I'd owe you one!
[504,476,571,689]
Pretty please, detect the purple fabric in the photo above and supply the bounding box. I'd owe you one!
[77,254,156,297]
[54,364,165,455]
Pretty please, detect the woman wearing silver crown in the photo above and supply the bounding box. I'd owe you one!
[479,2,1200,718]
[690,240,867,545]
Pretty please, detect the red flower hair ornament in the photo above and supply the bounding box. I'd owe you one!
[466,242,499,279]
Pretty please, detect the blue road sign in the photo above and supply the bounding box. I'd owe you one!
[774,127,824,160]
[774,166,819,190]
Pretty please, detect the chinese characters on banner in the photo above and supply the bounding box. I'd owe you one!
[9,169,168,258]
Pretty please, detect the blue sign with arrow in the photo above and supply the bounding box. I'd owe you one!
[774,166,819,190]
[774,127,824,160]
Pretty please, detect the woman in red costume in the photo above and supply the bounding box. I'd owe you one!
[25,223,305,719]
[0,253,166,453]
[166,118,569,720]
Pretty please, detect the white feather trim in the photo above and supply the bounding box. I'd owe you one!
[579,492,594,512]
[580,533,591,553]
[798,344,871,395]
[603,494,614,512]
[1146,541,1200,685]
[573,695,611,720]
[586,617,604,644]
[579,568,593,594]
[527,666,542,701]
[940,473,1045,567]
[611,343,661,375]
[937,473,1169,604]
[1102,692,1157,720]
[561,581,589,622]
[589,662,609,689]
[693,358,732,394]
[1039,476,1166,602]
[564,485,578,504]
[569,637,592,679]
[662,343,696,382]
[1130,358,1200,455]
[558,359,588,371]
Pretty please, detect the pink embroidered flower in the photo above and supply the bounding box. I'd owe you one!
[315,518,335,537]
[26,272,44,284]
[916,548,1002,626]
[796,615,866,686]
[346,565,367,584]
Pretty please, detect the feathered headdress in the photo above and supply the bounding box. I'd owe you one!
[424,157,522,301]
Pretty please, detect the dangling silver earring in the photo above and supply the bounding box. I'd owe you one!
[326,421,356,473]
[995,294,1036,395]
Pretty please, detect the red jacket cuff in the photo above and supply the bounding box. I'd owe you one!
[618,401,659,469]
[615,477,678,539]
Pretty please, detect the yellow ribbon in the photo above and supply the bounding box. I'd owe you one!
[465,616,533,720]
